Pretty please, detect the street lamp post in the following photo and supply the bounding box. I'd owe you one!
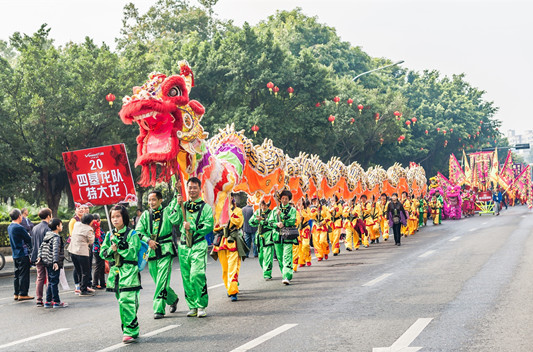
[352,60,405,81]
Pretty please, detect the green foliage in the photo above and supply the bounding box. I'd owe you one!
[0,3,505,213]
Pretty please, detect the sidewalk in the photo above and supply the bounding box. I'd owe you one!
[0,255,74,278]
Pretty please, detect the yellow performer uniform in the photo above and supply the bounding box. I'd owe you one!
[343,202,360,251]
[297,207,312,267]
[401,196,411,236]
[329,200,343,255]
[407,198,419,235]
[311,204,331,261]
[429,197,443,225]
[363,201,380,244]
[353,201,363,247]
[213,205,244,300]
[376,197,390,241]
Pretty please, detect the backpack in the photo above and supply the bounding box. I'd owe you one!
[112,228,149,272]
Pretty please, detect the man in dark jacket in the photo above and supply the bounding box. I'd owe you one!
[8,208,33,301]
[242,202,258,257]
[31,208,52,306]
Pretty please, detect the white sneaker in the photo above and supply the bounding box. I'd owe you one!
[282,279,290,285]
[186,309,198,317]
[197,308,207,318]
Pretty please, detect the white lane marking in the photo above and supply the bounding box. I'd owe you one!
[96,325,180,352]
[522,215,527,218]
[208,283,225,290]
[419,250,436,258]
[0,328,71,350]
[449,236,460,242]
[373,318,433,352]
[363,273,393,287]
[469,228,476,232]
[482,222,488,225]
[229,324,298,352]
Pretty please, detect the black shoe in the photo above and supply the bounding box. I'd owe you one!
[346,248,352,251]
[398,243,401,246]
[376,239,380,244]
[169,297,179,313]
[154,313,165,319]
[370,240,375,244]
[333,253,338,256]
[79,291,94,297]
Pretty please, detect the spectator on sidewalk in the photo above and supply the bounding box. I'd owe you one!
[8,208,34,301]
[131,208,142,227]
[38,218,68,308]
[68,205,87,293]
[21,208,35,235]
[92,213,106,289]
[31,208,52,307]
[242,201,258,257]
[69,214,95,296]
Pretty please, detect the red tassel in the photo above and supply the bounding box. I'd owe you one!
[138,165,151,187]
[150,164,157,186]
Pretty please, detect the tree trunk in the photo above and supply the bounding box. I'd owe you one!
[65,183,75,210]
[40,167,68,217]
[136,187,144,211]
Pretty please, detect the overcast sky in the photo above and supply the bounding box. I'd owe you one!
[0,0,530,134]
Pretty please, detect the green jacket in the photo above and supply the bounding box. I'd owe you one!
[249,209,274,246]
[177,198,214,246]
[135,198,181,260]
[100,227,141,292]
[268,204,297,244]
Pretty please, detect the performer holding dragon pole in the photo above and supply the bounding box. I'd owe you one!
[311,198,331,261]
[376,193,390,241]
[343,197,359,251]
[249,199,274,280]
[135,190,181,319]
[329,195,343,256]
[176,177,214,318]
[296,199,312,268]
[268,190,297,285]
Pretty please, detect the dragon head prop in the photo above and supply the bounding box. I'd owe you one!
[119,61,207,187]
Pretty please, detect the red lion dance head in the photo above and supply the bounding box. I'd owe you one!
[119,61,206,186]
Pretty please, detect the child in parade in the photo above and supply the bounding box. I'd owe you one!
[92,213,106,289]
[100,205,141,344]
[343,197,359,251]
[136,190,181,319]
[212,195,246,302]
[249,200,275,279]
[296,199,313,268]
[429,195,443,225]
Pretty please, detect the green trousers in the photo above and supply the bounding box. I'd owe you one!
[273,242,293,281]
[116,290,139,338]
[178,241,208,309]
[259,243,274,279]
[148,255,178,314]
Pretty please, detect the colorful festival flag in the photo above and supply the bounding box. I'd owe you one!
[498,150,514,190]
[449,153,466,186]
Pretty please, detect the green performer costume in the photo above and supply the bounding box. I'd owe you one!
[177,198,214,311]
[136,198,181,316]
[249,207,274,279]
[100,227,141,338]
[268,203,297,282]
[418,200,426,227]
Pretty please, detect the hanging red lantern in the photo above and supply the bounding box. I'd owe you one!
[450,128,453,133]
[459,138,462,141]
[443,130,447,135]
[357,104,364,113]
[495,127,499,131]
[425,130,428,135]
[405,120,411,127]
[287,87,294,98]
[437,127,441,133]
[251,124,259,136]
[468,134,471,138]
[480,120,483,124]
[470,144,474,149]
[106,93,116,107]
[420,147,424,151]
[477,131,480,135]
[267,82,274,94]
[315,102,321,107]
[333,96,340,105]
[394,111,401,121]
[397,137,402,144]
[412,117,417,124]
[347,98,354,106]
[328,115,336,126]
[380,138,384,145]
[273,86,279,96]
[375,113,380,123]
[350,118,355,124]
[444,140,448,147]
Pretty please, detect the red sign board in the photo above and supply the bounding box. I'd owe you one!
[62,144,137,207]
[477,191,492,202]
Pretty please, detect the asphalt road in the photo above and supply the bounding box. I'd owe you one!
[0,205,532,352]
